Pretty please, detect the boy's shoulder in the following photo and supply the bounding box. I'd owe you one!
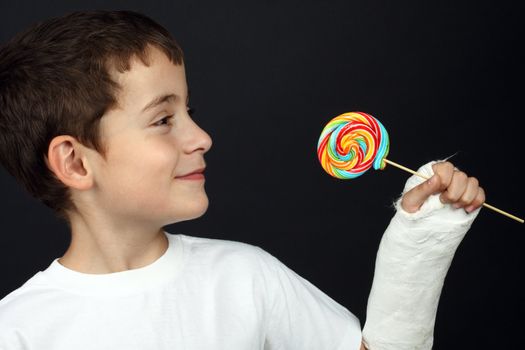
[178,233,265,255]
[0,270,51,323]
[176,233,278,271]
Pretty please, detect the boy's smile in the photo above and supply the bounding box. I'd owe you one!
[85,45,212,227]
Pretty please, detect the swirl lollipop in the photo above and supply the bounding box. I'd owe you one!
[317,112,389,179]
[317,111,523,223]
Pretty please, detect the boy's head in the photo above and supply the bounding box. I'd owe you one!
[0,11,212,225]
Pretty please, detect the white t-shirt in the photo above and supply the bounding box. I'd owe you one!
[0,232,361,349]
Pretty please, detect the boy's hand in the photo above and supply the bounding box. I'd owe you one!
[400,161,486,214]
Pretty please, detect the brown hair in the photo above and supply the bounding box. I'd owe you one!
[0,10,184,220]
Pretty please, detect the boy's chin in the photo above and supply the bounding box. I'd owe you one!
[166,199,209,225]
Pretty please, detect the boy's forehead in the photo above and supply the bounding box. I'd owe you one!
[109,47,188,111]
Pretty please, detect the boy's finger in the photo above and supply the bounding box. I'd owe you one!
[439,171,469,204]
[465,187,486,213]
[401,174,442,213]
[454,177,479,208]
[431,161,455,191]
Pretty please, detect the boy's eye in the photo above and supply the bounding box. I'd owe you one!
[153,116,173,127]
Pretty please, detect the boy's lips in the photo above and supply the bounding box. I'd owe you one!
[176,167,206,180]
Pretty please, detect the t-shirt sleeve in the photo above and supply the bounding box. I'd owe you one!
[254,247,362,350]
[0,331,25,350]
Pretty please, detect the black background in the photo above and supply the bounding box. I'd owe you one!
[1,1,523,348]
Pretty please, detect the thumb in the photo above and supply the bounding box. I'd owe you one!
[400,174,441,213]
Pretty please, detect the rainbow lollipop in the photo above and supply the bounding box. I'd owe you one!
[317,111,523,223]
[317,112,390,179]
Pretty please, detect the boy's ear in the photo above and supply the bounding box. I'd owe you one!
[47,135,93,190]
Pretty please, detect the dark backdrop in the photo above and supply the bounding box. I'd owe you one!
[1,1,523,348]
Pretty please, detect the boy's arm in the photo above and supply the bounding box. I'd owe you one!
[361,160,484,350]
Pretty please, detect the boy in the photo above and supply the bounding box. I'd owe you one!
[0,10,484,349]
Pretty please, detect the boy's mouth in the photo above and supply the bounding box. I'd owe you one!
[175,167,206,180]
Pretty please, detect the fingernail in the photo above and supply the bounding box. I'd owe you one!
[453,203,462,209]
[465,205,475,213]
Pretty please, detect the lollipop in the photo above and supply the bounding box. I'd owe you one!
[317,111,523,223]
[317,112,389,179]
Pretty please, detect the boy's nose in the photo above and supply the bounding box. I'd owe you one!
[184,118,213,154]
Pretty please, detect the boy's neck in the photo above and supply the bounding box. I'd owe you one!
[58,217,169,274]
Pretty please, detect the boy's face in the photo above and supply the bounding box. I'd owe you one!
[86,46,212,226]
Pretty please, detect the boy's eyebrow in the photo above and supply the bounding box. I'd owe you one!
[141,92,190,113]
[141,94,176,113]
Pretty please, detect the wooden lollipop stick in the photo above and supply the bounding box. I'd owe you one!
[383,159,524,224]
